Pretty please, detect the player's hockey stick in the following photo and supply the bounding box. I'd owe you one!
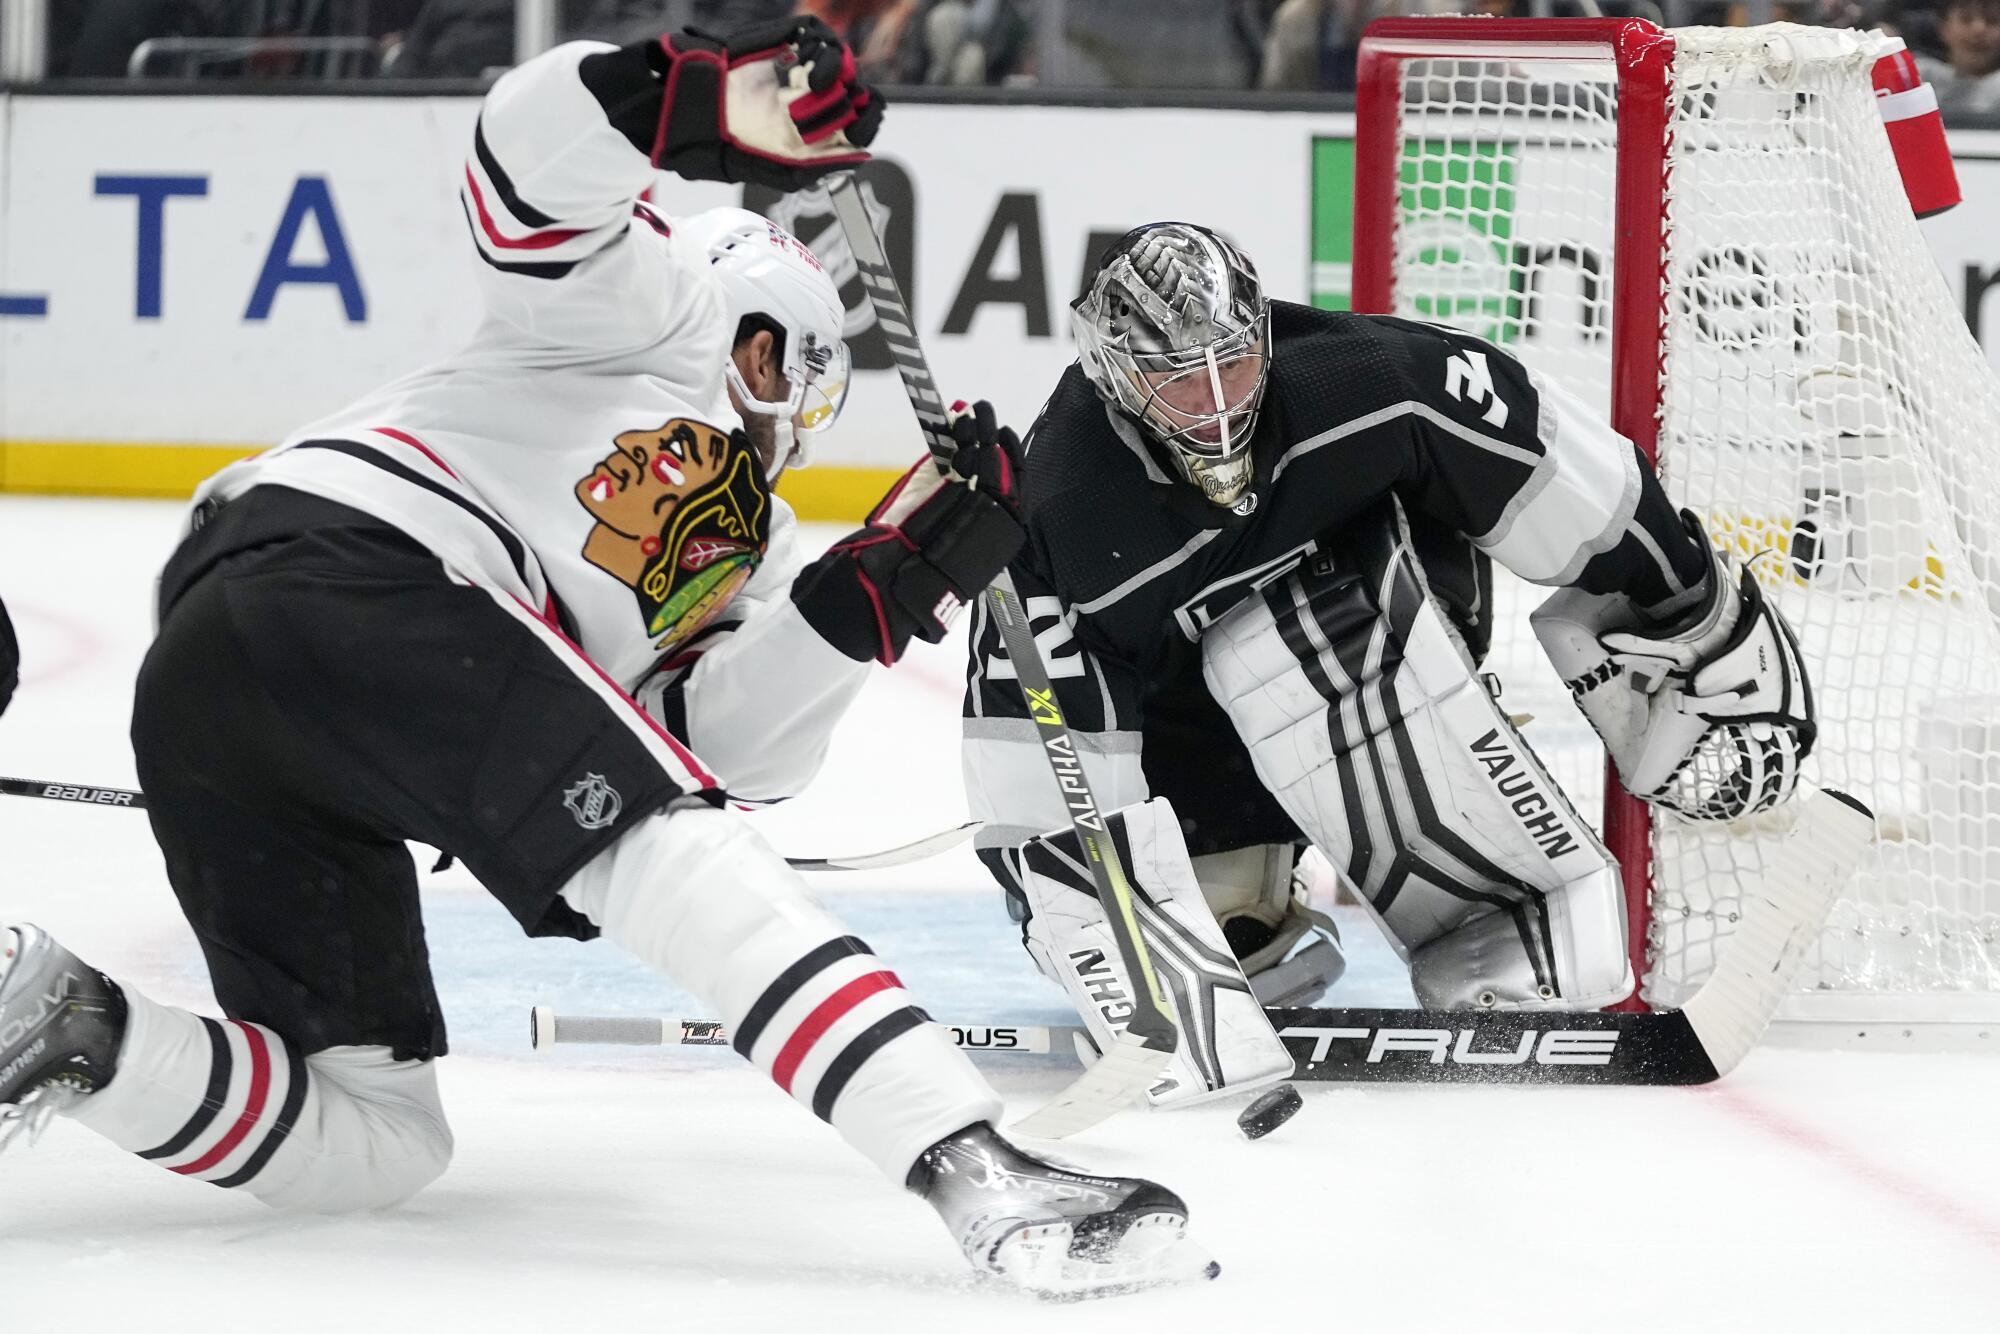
[534,787,1877,1085]
[827,173,1178,1138]
[0,775,979,872]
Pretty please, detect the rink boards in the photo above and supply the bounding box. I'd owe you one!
[2,93,2000,517]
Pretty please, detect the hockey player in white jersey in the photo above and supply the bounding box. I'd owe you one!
[0,20,1216,1297]
[963,224,1818,1107]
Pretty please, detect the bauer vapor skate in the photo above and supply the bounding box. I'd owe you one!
[909,1122,1218,1298]
[0,923,126,1155]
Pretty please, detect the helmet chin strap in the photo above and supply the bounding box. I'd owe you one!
[725,359,807,482]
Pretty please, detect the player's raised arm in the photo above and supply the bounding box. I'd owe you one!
[463,19,881,352]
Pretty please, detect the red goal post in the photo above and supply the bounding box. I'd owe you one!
[1349,17,2000,1032]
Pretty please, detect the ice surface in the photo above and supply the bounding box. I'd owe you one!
[3,496,1997,1332]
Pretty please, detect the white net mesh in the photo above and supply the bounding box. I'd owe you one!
[1377,23,2000,1015]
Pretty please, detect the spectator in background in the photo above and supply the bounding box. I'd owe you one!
[1918,0,2000,113]
[54,0,228,76]
[388,0,655,79]
[1259,0,1387,92]
[387,0,513,76]
[797,0,925,81]
[920,0,1033,84]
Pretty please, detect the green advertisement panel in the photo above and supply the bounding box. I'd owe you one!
[1310,134,1522,340]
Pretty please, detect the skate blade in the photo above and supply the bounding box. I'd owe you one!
[0,1083,78,1158]
[985,1212,1220,1300]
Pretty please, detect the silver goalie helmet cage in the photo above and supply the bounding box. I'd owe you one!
[1072,223,1272,507]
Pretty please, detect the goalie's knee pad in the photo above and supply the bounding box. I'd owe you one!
[1408,862,1630,1011]
[1188,843,1346,1006]
[1016,798,1293,1108]
[1201,500,1630,1010]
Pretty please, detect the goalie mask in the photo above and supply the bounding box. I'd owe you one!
[680,207,852,479]
[1072,223,1271,508]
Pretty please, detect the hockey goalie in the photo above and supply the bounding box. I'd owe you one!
[961,222,1819,1107]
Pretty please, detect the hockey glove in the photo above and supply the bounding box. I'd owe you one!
[792,400,1025,665]
[1532,510,1816,821]
[643,16,882,192]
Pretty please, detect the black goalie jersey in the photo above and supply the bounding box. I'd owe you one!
[961,301,1709,880]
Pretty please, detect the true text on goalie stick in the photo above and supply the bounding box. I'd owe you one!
[827,173,1179,1138]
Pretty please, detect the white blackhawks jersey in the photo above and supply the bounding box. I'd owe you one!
[188,41,868,803]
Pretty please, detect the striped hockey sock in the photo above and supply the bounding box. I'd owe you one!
[72,989,307,1191]
[731,935,931,1121]
[69,988,451,1211]
[726,934,1001,1178]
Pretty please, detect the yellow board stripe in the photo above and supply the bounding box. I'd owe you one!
[0,440,902,524]
[0,441,260,497]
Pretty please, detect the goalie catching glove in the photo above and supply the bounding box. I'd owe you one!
[1015,797,1294,1110]
[1531,510,1816,821]
[582,15,884,193]
[793,400,1025,665]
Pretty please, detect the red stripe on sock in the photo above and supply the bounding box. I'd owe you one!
[172,1023,273,1176]
[771,971,903,1094]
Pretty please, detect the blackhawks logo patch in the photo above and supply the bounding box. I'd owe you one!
[575,418,772,652]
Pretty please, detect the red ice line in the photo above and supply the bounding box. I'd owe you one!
[1700,1083,2000,1262]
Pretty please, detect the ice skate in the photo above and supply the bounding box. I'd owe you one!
[909,1122,1218,1299]
[0,924,126,1156]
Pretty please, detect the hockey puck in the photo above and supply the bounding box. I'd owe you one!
[1236,1082,1303,1140]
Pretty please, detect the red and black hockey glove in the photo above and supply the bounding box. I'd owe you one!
[793,400,1025,665]
[645,15,883,191]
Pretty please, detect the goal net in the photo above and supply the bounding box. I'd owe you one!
[1352,18,2000,1024]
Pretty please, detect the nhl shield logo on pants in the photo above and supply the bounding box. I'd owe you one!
[563,773,622,830]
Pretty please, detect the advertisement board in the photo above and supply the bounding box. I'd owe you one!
[3,91,1998,519]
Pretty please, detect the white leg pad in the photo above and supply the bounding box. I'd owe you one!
[561,802,1001,1182]
[1018,798,1293,1108]
[1200,509,1631,1009]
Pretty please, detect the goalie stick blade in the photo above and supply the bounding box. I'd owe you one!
[1009,1031,1176,1140]
[1273,790,1874,1087]
[1679,788,1875,1077]
[1272,1006,1717,1085]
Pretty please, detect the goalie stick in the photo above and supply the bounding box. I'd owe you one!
[827,173,1177,1138]
[533,788,1876,1086]
[0,775,979,872]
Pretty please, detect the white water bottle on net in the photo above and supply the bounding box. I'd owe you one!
[1352,18,2000,1031]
